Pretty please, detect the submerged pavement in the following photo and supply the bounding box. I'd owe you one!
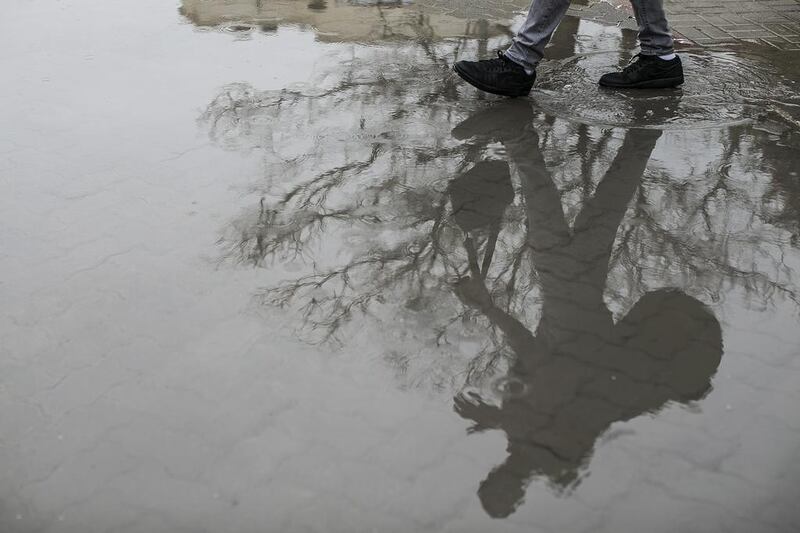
[1,0,800,532]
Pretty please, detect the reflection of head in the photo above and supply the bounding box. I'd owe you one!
[307,0,327,11]
[447,160,514,233]
[478,441,581,518]
[478,460,527,518]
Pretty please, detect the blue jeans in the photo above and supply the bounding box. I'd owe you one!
[505,0,675,71]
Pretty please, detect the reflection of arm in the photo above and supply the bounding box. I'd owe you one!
[454,277,538,359]
[484,305,537,356]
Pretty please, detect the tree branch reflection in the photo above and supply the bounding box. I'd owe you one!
[200,24,800,512]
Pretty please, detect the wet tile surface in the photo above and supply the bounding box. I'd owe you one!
[1,1,800,532]
[667,0,800,49]
[568,0,800,49]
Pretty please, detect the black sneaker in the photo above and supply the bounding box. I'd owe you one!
[454,51,536,98]
[599,54,684,89]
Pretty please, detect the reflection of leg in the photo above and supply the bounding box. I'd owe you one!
[629,0,674,56]
[505,0,572,72]
[505,134,571,255]
[572,129,661,287]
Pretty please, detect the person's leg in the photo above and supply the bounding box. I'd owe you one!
[629,0,674,56]
[504,0,572,72]
[598,0,682,88]
[452,0,571,96]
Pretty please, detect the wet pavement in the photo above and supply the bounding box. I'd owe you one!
[666,0,800,49]
[2,0,800,532]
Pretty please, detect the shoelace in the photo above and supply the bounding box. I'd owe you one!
[485,51,521,73]
[622,53,652,74]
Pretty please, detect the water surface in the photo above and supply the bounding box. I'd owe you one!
[1,0,799,532]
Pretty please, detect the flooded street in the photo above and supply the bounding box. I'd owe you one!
[2,0,800,531]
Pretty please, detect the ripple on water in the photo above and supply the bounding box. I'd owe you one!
[405,241,424,255]
[532,51,798,130]
[492,376,529,398]
[220,22,257,33]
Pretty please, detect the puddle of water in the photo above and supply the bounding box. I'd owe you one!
[2,0,800,532]
[180,0,530,41]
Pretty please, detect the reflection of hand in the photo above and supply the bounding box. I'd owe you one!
[453,276,494,311]
[454,392,501,433]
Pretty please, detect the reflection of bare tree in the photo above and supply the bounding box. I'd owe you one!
[607,121,800,312]
[759,122,800,246]
[203,18,800,393]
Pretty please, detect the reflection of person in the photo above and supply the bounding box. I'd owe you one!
[453,0,683,96]
[449,101,722,518]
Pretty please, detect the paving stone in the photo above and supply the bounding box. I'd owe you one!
[720,24,767,31]
[666,0,800,49]
[719,14,756,24]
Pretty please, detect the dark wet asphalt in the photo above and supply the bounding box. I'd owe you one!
[2,1,799,532]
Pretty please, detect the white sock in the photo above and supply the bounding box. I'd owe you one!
[658,53,677,61]
[504,52,535,75]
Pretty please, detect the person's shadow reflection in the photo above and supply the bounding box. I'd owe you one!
[447,100,723,518]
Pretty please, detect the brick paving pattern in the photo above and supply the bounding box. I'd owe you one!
[568,0,800,50]
[666,0,800,50]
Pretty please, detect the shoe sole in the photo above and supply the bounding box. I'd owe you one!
[453,63,532,98]
[598,76,684,89]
